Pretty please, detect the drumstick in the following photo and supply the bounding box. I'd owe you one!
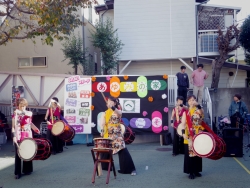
[100,92,107,103]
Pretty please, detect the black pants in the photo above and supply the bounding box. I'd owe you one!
[173,129,184,155]
[102,148,136,174]
[15,145,33,175]
[178,86,188,105]
[183,144,202,174]
[47,129,64,153]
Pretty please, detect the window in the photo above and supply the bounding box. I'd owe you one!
[200,34,218,53]
[94,52,97,73]
[88,5,92,23]
[18,57,47,68]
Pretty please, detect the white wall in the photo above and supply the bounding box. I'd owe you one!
[114,0,196,61]
[119,60,246,88]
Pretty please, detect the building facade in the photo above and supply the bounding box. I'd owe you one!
[0,5,101,75]
[95,0,247,88]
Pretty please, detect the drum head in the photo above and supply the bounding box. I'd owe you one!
[52,121,65,136]
[193,133,214,156]
[177,123,185,136]
[18,139,37,161]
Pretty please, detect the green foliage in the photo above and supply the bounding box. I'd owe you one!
[61,34,88,75]
[240,15,250,65]
[0,0,97,46]
[90,19,124,75]
[245,52,250,65]
[240,15,250,52]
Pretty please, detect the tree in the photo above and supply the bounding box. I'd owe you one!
[61,34,88,75]
[91,19,124,75]
[0,0,96,46]
[244,52,250,65]
[211,25,240,89]
[239,15,250,65]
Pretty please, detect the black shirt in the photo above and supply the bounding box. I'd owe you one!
[176,72,189,88]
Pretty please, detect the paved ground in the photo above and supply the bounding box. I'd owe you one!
[0,137,250,188]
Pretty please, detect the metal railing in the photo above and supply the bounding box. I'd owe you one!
[168,75,177,107]
[204,87,213,128]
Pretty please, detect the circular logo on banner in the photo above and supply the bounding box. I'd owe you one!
[124,82,134,91]
[97,82,107,92]
[151,80,161,90]
[124,100,135,111]
[152,117,162,127]
[110,82,120,92]
[135,118,146,128]
[137,82,147,92]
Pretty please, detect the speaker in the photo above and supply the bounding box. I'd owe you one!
[223,128,243,157]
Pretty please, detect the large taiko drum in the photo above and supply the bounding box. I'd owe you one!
[192,132,226,160]
[93,138,113,149]
[18,138,52,161]
[51,121,75,142]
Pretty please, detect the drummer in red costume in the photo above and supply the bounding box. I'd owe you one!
[183,95,205,179]
[12,98,40,179]
[44,97,64,154]
[170,96,187,156]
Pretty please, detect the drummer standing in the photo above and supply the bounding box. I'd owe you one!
[183,95,204,179]
[170,96,187,156]
[101,96,137,175]
[12,98,40,179]
[44,97,64,155]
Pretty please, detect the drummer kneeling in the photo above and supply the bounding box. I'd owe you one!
[12,98,40,179]
[101,96,137,176]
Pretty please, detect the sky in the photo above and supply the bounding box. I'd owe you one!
[208,0,250,24]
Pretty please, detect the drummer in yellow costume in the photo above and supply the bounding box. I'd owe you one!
[101,96,136,175]
[182,95,205,180]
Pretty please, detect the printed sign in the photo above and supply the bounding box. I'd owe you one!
[64,76,92,134]
[66,83,77,91]
[65,98,77,107]
[119,98,140,113]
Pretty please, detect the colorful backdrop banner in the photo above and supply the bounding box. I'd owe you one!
[64,76,92,134]
[91,75,168,135]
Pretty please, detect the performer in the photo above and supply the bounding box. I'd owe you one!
[12,98,40,179]
[183,95,204,179]
[101,96,137,176]
[44,97,63,154]
[170,96,187,156]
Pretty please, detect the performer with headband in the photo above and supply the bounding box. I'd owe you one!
[170,96,187,156]
[12,98,40,179]
[44,97,63,155]
[183,95,204,179]
[101,96,137,176]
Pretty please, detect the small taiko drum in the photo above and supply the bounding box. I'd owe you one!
[192,132,226,160]
[93,138,113,149]
[123,126,135,144]
[176,123,185,137]
[18,138,52,161]
[51,121,75,142]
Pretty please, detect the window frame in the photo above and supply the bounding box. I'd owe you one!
[18,56,47,68]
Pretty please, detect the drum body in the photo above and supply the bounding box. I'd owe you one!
[176,123,185,137]
[124,126,135,144]
[93,138,112,149]
[192,132,226,160]
[18,138,52,161]
[51,121,75,142]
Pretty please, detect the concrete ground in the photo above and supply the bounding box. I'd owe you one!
[0,137,250,188]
